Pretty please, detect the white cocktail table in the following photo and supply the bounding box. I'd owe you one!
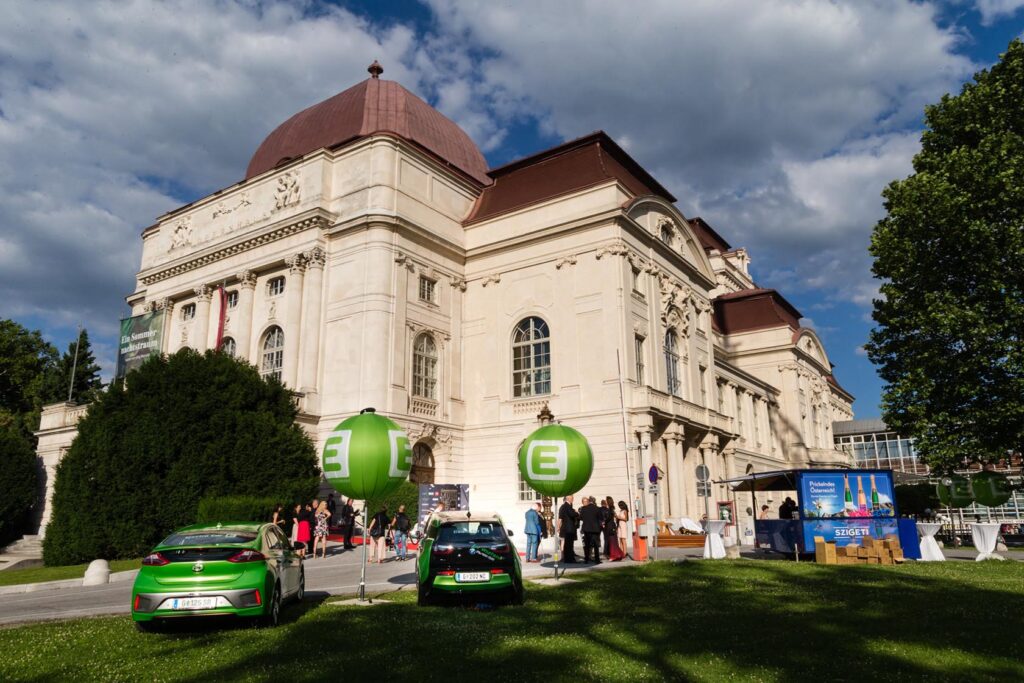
[971,522,1005,561]
[916,522,944,562]
[703,520,727,559]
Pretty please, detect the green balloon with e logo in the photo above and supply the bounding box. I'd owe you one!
[936,475,973,508]
[970,471,1012,507]
[321,409,412,500]
[518,424,594,497]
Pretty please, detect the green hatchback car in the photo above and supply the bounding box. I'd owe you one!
[131,522,303,630]
[416,511,524,606]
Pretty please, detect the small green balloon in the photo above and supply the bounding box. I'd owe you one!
[321,410,412,500]
[518,424,594,498]
[936,475,973,508]
[970,471,1012,507]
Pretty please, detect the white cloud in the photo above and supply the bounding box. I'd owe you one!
[974,0,1024,24]
[855,345,868,357]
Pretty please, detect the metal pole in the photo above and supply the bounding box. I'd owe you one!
[652,488,659,561]
[553,496,560,580]
[616,351,638,514]
[359,505,369,601]
[67,325,83,402]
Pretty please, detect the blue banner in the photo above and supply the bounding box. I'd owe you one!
[802,518,900,548]
[797,471,898,547]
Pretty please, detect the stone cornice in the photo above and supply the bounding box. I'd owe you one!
[137,209,333,286]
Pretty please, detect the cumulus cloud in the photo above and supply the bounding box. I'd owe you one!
[974,0,1024,24]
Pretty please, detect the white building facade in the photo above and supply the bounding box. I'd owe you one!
[36,67,854,542]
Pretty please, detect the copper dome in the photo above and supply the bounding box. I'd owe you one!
[246,77,490,185]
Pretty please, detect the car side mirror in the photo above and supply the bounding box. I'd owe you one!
[507,530,514,536]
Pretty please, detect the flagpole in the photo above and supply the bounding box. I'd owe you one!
[67,325,83,402]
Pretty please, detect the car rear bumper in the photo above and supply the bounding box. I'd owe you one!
[429,574,514,592]
[132,588,265,621]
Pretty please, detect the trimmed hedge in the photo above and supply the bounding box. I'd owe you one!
[196,495,280,524]
[43,349,319,565]
[0,425,38,547]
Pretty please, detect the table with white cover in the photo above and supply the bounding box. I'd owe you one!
[703,520,728,559]
[970,522,1005,561]
[916,522,945,562]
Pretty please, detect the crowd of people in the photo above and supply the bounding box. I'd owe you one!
[540,495,630,564]
[269,495,414,562]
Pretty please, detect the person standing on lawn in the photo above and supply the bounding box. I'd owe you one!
[368,505,390,563]
[341,498,356,550]
[524,502,543,563]
[579,497,603,563]
[390,504,412,561]
[558,495,580,563]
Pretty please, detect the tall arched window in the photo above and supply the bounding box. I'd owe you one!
[261,326,284,381]
[512,317,551,397]
[664,330,680,397]
[220,337,237,357]
[412,333,438,399]
[660,223,674,245]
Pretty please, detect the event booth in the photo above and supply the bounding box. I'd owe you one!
[724,469,921,560]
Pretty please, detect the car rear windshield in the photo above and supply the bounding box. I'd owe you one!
[160,531,258,547]
[436,522,507,545]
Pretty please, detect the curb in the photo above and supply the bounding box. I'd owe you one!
[0,569,139,596]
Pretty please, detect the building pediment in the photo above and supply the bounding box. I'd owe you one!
[624,197,717,286]
[792,328,830,372]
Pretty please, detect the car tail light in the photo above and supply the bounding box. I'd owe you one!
[254,590,262,606]
[432,545,454,556]
[227,549,267,563]
[438,570,455,576]
[492,544,509,553]
[133,595,141,610]
[490,568,505,574]
[142,552,169,566]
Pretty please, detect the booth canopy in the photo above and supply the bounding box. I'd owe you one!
[722,470,801,492]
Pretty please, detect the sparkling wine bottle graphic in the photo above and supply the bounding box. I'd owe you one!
[870,474,880,513]
[844,475,855,516]
[857,476,867,512]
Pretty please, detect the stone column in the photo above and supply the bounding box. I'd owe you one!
[193,285,212,352]
[666,431,685,518]
[283,254,306,389]
[300,247,325,393]
[234,271,257,361]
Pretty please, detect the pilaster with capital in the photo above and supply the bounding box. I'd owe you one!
[665,430,685,518]
[282,254,306,388]
[193,285,213,352]
[299,247,326,393]
[235,270,257,361]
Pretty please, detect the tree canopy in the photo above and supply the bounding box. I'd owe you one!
[867,39,1024,471]
[38,329,103,405]
[0,424,39,547]
[0,318,58,436]
[44,349,320,565]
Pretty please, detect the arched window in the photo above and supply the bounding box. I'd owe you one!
[412,333,438,399]
[220,337,237,357]
[664,330,680,396]
[512,317,551,397]
[261,326,284,381]
[660,223,674,245]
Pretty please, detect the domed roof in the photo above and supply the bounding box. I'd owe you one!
[246,71,490,185]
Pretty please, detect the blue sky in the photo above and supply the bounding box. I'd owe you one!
[1,1,1022,418]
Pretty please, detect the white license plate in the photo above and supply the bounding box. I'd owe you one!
[455,572,490,583]
[170,597,218,610]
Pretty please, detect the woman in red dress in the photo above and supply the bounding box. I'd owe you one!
[295,503,312,557]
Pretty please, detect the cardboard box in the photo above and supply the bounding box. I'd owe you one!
[880,552,894,565]
[867,556,881,564]
[891,548,904,562]
[844,545,860,557]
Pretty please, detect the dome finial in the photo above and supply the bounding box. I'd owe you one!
[367,60,383,79]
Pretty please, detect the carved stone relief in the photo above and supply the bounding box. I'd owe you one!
[169,216,193,251]
[273,172,300,210]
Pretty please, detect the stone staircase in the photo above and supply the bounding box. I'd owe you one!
[0,535,45,571]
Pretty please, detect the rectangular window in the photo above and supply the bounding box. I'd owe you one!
[631,266,643,294]
[634,335,645,383]
[717,382,726,413]
[226,291,238,309]
[518,469,542,502]
[181,303,195,321]
[419,276,437,304]
[699,366,708,406]
[753,399,762,446]
[268,276,286,297]
[736,389,744,437]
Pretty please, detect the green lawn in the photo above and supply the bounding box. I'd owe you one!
[1,561,1022,682]
[0,559,140,587]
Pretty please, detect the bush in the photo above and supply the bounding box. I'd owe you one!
[43,349,319,565]
[0,425,38,547]
[196,495,281,524]
[895,483,941,517]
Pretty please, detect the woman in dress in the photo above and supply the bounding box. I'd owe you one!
[312,501,330,559]
[368,505,390,563]
[295,503,312,557]
[615,500,630,560]
[605,496,624,561]
[271,503,285,530]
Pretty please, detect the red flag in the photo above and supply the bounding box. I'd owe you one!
[214,285,227,351]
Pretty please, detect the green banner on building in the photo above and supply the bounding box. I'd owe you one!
[116,311,165,377]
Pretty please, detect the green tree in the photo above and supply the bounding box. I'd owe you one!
[867,40,1024,471]
[39,329,103,404]
[0,424,38,547]
[43,349,320,565]
[0,319,59,437]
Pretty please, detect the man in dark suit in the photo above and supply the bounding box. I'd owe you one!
[341,498,356,550]
[579,497,603,563]
[558,495,580,563]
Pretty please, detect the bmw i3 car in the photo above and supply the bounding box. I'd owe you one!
[416,511,524,606]
[131,522,303,630]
